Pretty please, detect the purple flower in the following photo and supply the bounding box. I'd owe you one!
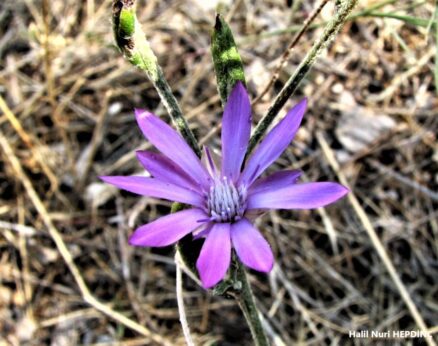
[100,82,348,288]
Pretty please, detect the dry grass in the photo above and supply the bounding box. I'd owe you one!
[1,0,437,345]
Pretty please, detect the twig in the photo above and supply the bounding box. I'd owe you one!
[247,0,358,154]
[316,131,436,346]
[41,0,55,112]
[76,91,111,190]
[273,266,322,336]
[176,256,195,346]
[434,0,438,95]
[0,95,58,190]
[369,160,438,202]
[252,0,330,105]
[367,47,435,102]
[39,308,99,328]
[17,196,34,322]
[42,0,74,170]
[0,132,173,346]
[256,308,287,346]
[0,220,37,236]
[116,197,147,326]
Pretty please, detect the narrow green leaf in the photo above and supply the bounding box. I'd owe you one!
[211,14,246,106]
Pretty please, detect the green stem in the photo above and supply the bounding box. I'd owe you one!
[235,260,269,346]
[112,0,201,157]
[247,0,358,154]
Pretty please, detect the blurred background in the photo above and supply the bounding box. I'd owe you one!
[0,0,437,345]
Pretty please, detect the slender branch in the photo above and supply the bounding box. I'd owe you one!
[247,0,358,154]
[112,0,201,156]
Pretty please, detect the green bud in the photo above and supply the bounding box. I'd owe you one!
[112,0,158,80]
[211,14,246,106]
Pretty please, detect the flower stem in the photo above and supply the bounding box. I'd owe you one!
[247,0,358,154]
[234,260,269,346]
[210,15,269,345]
[112,0,201,157]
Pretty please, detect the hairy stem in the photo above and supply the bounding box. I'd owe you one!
[112,0,201,156]
[247,0,358,154]
[235,261,269,346]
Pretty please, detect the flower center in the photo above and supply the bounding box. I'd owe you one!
[207,177,247,223]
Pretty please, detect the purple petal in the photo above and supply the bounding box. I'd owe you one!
[249,170,301,194]
[136,150,197,190]
[247,182,349,210]
[239,99,307,186]
[100,176,204,207]
[231,219,274,272]
[201,146,219,178]
[193,222,212,240]
[196,223,231,288]
[135,109,210,187]
[129,208,207,247]
[221,82,251,181]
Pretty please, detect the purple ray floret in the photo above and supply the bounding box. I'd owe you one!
[100,82,349,288]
